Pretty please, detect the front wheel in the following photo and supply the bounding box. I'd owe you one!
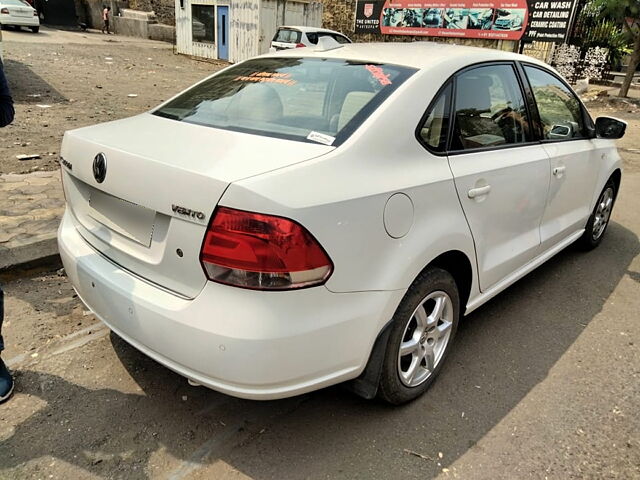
[378,267,460,405]
[578,179,617,250]
[30,26,39,33]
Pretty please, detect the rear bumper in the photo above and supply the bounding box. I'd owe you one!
[58,210,404,400]
[0,17,39,27]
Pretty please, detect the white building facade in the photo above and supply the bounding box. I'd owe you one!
[175,0,323,63]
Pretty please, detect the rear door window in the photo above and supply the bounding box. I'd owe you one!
[418,84,451,152]
[523,65,586,140]
[451,64,531,151]
[332,34,351,44]
[273,29,301,44]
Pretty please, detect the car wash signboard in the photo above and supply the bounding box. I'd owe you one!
[521,1,577,42]
[355,0,575,42]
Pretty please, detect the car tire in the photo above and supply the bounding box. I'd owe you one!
[578,178,617,250]
[378,267,460,405]
[30,26,39,33]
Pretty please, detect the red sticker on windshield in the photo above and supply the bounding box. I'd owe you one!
[365,65,392,86]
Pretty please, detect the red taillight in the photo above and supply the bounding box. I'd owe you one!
[200,207,333,290]
[1,8,9,14]
[295,43,306,48]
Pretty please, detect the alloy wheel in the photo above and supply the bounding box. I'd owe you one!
[397,291,453,387]
[592,187,614,241]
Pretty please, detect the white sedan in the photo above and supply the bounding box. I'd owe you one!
[0,0,39,33]
[58,42,625,404]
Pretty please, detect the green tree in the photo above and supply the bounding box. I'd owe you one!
[597,0,640,97]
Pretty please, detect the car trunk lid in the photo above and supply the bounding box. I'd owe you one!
[9,6,33,17]
[60,113,333,298]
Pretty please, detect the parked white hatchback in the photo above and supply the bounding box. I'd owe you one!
[0,0,39,33]
[270,25,351,51]
[58,42,625,404]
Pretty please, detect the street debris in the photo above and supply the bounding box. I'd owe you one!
[16,154,41,161]
[403,449,434,461]
[36,104,52,109]
[127,94,138,98]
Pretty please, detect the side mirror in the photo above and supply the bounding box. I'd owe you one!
[595,116,626,139]
[548,121,578,139]
[548,124,572,139]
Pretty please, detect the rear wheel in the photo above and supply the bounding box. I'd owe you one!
[578,179,617,250]
[30,26,39,33]
[378,267,460,405]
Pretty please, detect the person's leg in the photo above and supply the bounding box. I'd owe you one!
[0,285,4,353]
[0,285,14,403]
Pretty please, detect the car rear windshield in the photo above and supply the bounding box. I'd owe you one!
[154,57,416,146]
[273,29,301,43]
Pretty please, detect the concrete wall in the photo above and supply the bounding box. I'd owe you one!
[130,0,174,25]
[112,9,156,36]
[79,0,129,28]
[149,23,175,42]
[321,0,517,52]
[259,0,322,54]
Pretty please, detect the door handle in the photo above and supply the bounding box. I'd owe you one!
[467,185,491,198]
[553,166,566,177]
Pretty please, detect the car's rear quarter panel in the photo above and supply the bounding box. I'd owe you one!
[221,67,478,301]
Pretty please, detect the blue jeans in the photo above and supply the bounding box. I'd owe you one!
[0,285,4,352]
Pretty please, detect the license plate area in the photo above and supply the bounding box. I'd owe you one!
[13,8,32,16]
[88,190,156,247]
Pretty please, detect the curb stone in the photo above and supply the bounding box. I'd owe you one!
[0,171,64,271]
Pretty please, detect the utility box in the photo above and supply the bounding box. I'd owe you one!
[175,0,322,63]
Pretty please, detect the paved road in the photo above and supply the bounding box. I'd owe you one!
[0,26,639,480]
[1,175,638,480]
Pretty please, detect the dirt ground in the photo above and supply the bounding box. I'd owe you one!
[1,27,639,480]
[0,27,223,175]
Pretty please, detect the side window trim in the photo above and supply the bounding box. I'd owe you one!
[415,60,575,157]
[414,79,453,156]
[448,61,538,155]
[514,61,544,141]
[520,62,596,142]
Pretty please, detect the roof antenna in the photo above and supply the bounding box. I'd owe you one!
[315,36,344,52]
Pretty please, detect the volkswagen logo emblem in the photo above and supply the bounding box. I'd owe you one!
[93,153,107,183]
